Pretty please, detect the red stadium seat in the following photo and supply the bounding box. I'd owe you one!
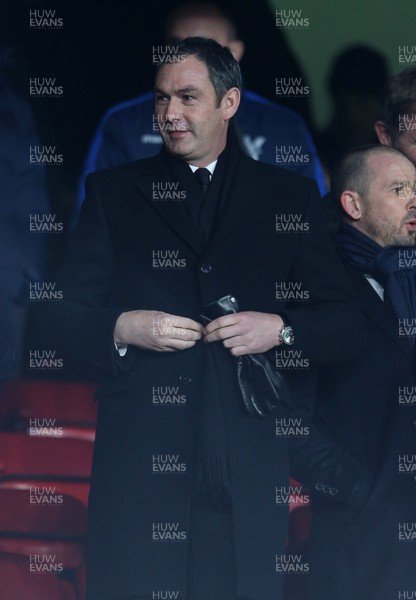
[0,489,88,599]
[0,380,98,438]
[0,432,93,478]
[0,552,66,600]
[0,432,93,506]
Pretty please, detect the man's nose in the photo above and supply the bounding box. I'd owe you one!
[165,98,181,121]
[406,183,416,208]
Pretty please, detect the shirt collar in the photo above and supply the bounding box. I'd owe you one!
[188,160,218,176]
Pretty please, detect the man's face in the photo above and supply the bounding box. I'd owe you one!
[358,152,416,247]
[154,56,234,166]
[393,110,416,167]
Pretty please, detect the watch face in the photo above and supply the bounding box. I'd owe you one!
[282,326,294,345]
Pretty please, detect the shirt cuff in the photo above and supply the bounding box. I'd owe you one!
[114,342,128,357]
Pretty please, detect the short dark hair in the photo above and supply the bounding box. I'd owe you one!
[157,36,242,106]
[379,68,416,141]
[331,145,407,220]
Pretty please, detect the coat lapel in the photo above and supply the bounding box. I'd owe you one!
[133,154,204,255]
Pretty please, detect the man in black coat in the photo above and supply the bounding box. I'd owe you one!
[292,145,416,599]
[42,38,359,600]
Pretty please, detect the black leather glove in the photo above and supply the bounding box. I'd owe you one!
[201,294,287,417]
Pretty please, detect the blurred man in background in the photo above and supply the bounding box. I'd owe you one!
[376,67,416,166]
[316,45,388,175]
[0,46,50,379]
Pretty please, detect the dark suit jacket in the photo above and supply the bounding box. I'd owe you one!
[42,141,359,600]
[292,261,416,600]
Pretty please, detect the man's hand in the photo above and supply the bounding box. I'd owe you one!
[114,310,203,352]
[203,311,284,356]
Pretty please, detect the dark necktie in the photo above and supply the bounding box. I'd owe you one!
[194,167,211,196]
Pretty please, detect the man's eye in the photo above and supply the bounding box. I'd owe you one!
[392,183,416,197]
[182,95,194,102]
[155,95,169,104]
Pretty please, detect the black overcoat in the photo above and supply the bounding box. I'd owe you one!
[294,262,416,599]
[44,143,359,600]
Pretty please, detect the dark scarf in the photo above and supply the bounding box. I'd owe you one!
[161,135,230,248]
[335,222,416,349]
[161,128,243,505]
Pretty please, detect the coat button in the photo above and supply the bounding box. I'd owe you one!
[179,376,192,384]
[200,264,212,274]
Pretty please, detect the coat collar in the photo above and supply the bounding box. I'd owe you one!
[132,130,257,256]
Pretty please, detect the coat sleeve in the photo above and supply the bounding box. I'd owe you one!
[286,370,367,509]
[280,180,364,367]
[274,181,367,507]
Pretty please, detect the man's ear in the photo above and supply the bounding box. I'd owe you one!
[228,39,245,63]
[222,87,241,120]
[375,120,392,146]
[340,190,363,221]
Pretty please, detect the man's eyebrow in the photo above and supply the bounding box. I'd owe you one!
[153,86,199,95]
[390,179,412,186]
[177,87,199,94]
[389,179,416,192]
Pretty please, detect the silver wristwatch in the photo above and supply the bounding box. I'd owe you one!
[279,324,295,346]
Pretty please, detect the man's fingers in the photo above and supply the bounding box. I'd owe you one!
[204,324,242,343]
[204,314,239,335]
[152,313,203,342]
[156,338,198,351]
[229,345,248,357]
[159,314,203,331]
[176,316,204,333]
[152,313,202,349]
[169,326,203,341]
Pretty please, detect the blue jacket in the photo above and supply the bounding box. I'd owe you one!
[0,73,51,378]
[77,90,326,220]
